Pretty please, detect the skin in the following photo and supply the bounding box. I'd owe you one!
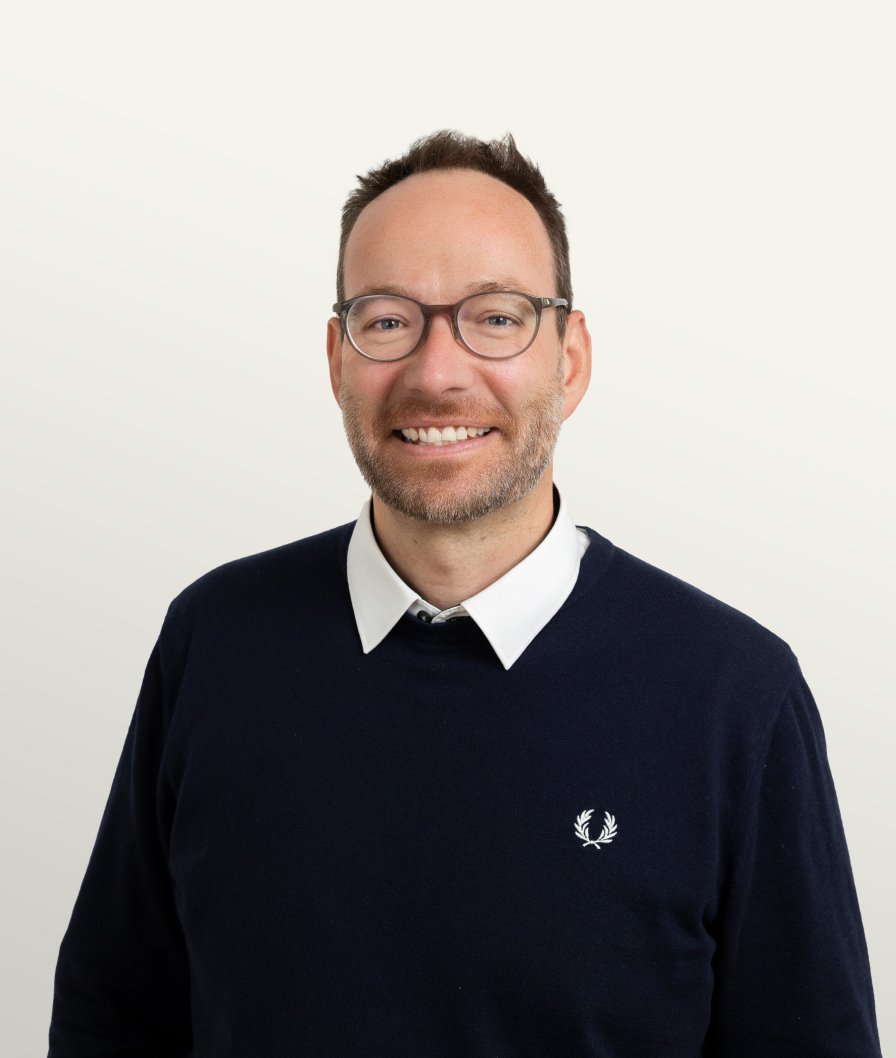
[327,169,592,610]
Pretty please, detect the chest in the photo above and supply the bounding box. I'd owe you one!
[165,660,723,1052]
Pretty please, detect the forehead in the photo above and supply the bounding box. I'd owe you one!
[343,169,555,300]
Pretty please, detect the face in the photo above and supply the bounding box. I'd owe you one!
[327,169,591,524]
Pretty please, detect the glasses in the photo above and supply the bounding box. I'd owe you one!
[332,291,568,362]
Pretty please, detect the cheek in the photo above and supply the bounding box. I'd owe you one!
[341,359,401,405]
[480,354,560,407]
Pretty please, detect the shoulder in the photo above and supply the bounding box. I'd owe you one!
[618,543,790,649]
[574,530,800,695]
[162,520,355,635]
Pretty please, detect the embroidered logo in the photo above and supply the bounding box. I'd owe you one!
[574,809,617,850]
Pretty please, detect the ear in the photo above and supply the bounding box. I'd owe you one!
[326,316,344,405]
[560,310,592,421]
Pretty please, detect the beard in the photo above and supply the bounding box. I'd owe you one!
[339,366,566,525]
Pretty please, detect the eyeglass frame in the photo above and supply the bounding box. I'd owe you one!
[332,291,569,362]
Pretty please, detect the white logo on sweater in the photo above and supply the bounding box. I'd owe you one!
[574,809,617,849]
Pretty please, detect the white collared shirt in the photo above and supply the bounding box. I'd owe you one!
[346,492,590,670]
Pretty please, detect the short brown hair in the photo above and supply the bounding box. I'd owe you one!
[337,130,571,337]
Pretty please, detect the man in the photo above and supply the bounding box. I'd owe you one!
[50,131,880,1056]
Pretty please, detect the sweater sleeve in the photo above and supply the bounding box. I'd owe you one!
[705,669,881,1056]
[48,638,192,1057]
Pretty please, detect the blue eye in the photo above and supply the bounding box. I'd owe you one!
[486,315,514,327]
[372,318,402,330]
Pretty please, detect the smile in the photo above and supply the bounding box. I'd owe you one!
[398,426,493,447]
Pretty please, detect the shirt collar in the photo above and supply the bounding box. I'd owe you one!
[346,491,588,670]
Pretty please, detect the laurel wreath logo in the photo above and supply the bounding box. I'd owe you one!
[574,809,617,849]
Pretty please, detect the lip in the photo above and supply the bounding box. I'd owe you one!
[394,423,492,431]
[389,429,497,456]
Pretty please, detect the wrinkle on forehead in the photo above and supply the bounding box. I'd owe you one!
[343,170,555,304]
[352,278,537,302]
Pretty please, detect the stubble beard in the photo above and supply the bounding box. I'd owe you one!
[339,365,566,525]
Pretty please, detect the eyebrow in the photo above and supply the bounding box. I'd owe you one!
[352,279,531,302]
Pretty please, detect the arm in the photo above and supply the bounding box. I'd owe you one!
[706,671,881,1056]
[49,638,192,1057]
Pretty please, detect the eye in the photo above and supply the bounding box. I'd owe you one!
[481,313,523,329]
[368,317,404,331]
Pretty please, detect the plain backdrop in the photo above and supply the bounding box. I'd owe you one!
[1,1,893,1051]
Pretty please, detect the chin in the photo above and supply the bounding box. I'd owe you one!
[369,458,545,524]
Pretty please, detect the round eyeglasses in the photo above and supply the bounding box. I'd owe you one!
[332,292,568,362]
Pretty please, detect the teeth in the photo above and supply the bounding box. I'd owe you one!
[400,425,492,446]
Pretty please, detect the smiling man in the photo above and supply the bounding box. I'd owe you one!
[50,132,880,1057]
[328,158,591,664]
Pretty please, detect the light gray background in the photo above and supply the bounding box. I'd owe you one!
[2,2,893,1052]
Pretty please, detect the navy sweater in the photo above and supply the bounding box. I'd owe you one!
[49,523,880,1056]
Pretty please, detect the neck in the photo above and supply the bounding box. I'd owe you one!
[370,470,557,611]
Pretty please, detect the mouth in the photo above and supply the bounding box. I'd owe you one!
[395,425,493,447]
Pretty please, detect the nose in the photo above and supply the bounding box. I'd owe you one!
[399,312,476,399]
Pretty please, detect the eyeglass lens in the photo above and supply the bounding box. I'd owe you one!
[345,294,539,360]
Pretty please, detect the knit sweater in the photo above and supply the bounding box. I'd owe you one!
[49,522,881,1057]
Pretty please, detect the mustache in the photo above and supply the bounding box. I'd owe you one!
[374,396,513,431]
